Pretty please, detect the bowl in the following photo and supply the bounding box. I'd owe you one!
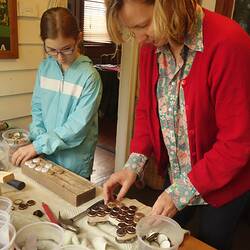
[0,210,10,223]
[0,142,9,171]
[0,196,13,214]
[14,222,64,250]
[1,129,30,161]
[136,215,185,250]
[0,221,16,250]
[2,129,29,146]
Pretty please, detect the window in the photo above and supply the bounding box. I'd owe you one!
[82,0,111,43]
[68,0,120,64]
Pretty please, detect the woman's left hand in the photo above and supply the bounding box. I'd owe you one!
[151,191,178,218]
[11,143,37,166]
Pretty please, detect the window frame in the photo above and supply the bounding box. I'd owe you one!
[68,0,119,64]
[69,0,111,46]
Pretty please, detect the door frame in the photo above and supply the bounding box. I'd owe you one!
[215,0,235,17]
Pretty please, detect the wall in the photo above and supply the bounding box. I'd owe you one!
[201,0,216,11]
[0,0,67,129]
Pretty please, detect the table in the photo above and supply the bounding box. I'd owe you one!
[1,167,216,250]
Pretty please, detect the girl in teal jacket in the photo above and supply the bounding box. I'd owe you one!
[11,7,102,178]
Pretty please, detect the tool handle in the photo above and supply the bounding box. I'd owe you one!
[7,179,26,190]
[42,202,58,224]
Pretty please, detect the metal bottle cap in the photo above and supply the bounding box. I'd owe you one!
[18,203,28,210]
[87,210,96,217]
[97,211,106,217]
[26,200,36,206]
[128,205,137,211]
[117,222,127,229]
[120,205,129,212]
[126,226,136,234]
[107,201,116,209]
[112,207,120,213]
[116,227,127,237]
[109,211,118,218]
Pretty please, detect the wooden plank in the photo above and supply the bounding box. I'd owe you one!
[0,45,43,72]
[18,19,42,45]
[0,93,32,120]
[0,70,35,97]
[22,158,96,206]
[0,171,14,183]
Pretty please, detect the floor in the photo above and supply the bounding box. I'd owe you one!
[93,117,250,250]
[91,117,116,185]
[96,117,117,153]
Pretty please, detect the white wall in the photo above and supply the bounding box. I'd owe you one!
[201,0,216,11]
[0,0,67,129]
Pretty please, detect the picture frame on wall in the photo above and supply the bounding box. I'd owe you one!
[0,0,18,59]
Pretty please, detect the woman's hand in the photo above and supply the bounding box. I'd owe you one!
[11,143,37,166]
[151,191,178,218]
[103,168,137,204]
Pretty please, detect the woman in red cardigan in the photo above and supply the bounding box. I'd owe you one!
[103,0,250,249]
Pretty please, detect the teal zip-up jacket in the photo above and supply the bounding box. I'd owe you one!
[29,55,102,178]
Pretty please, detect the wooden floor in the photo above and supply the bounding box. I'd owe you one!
[97,117,117,153]
[91,117,116,185]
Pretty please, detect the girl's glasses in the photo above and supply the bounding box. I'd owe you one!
[44,43,76,56]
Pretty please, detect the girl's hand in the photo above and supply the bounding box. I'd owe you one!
[11,143,37,166]
[151,191,178,218]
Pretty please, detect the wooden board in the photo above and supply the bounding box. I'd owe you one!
[0,171,14,183]
[22,157,96,206]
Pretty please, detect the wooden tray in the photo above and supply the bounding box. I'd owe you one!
[22,157,96,206]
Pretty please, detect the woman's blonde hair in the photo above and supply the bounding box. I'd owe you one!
[104,0,198,45]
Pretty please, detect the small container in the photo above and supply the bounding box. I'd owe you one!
[0,210,10,223]
[0,196,13,214]
[136,215,185,250]
[2,129,30,161]
[0,142,8,171]
[0,221,16,250]
[14,222,64,250]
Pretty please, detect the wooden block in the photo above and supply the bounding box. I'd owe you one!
[22,158,96,206]
[0,171,14,183]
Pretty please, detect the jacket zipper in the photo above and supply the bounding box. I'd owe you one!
[55,63,65,125]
